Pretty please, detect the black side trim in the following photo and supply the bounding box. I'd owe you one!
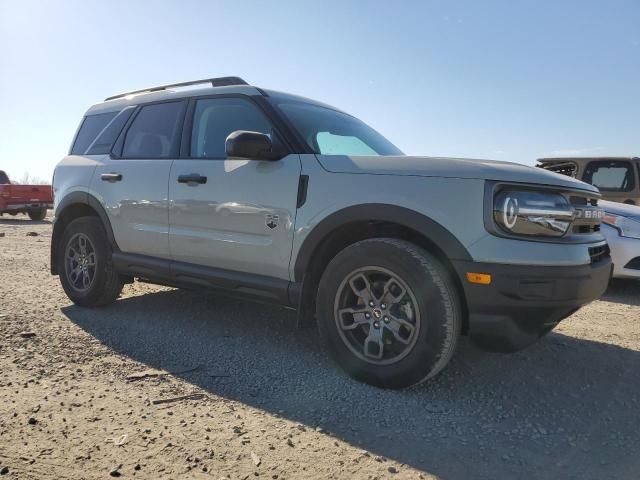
[112,252,296,306]
[296,175,309,208]
[293,204,472,282]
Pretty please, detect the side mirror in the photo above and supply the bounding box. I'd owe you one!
[225,130,286,161]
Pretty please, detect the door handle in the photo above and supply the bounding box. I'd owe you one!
[101,173,122,182]
[178,174,207,185]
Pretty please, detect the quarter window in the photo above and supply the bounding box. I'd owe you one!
[583,161,635,192]
[190,98,272,158]
[123,102,184,158]
[71,112,117,155]
[86,107,135,155]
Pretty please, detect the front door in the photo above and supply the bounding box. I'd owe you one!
[168,96,301,280]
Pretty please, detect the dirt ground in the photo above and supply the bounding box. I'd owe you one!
[1,214,639,480]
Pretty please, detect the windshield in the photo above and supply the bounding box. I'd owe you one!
[276,101,403,156]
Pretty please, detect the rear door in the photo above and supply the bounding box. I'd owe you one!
[168,95,301,280]
[90,100,186,258]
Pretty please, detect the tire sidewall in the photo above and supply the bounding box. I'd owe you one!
[57,217,117,307]
[28,208,46,221]
[317,239,459,388]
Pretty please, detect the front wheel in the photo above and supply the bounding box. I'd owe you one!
[28,208,47,221]
[57,216,123,307]
[316,238,462,389]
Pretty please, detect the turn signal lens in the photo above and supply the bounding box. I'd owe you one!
[466,272,492,285]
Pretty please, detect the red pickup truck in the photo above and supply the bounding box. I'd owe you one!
[0,170,53,221]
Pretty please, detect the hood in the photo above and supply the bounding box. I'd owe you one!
[316,155,599,194]
[600,200,640,219]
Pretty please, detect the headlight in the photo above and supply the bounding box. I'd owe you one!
[603,213,640,239]
[493,190,575,237]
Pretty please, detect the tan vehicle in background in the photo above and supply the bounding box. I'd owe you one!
[538,157,640,205]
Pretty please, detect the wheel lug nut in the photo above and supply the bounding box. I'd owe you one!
[381,303,387,309]
[383,316,389,323]
[373,321,380,329]
[365,312,371,319]
[368,301,375,307]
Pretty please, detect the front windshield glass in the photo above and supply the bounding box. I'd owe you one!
[276,102,403,156]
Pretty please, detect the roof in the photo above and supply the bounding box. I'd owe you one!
[85,76,348,117]
[86,76,262,115]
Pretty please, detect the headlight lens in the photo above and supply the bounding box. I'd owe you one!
[603,213,640,239]
[493,190,575,237]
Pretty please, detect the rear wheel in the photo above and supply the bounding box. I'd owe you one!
[57,217,123,307]
[28,208,47,221]
[316,238,461,389]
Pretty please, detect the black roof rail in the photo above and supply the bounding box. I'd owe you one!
[104,76,249,101]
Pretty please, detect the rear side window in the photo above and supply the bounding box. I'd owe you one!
[86,107,135,155]
[71,112,117,155]
[190,97,272,158]
[123,102,184,158]
[583,160,636,192]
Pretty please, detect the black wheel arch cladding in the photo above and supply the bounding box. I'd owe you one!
[51,192,119,275]
[294,203,473,282]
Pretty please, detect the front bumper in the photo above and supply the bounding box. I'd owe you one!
[601,224,640,279]
[453,256,613,352]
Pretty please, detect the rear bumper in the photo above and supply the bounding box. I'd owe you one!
[453,256,613,352]
[1,202,52,212]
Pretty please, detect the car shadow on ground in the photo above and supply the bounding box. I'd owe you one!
[63,285,640,480]
[602,279,640,306]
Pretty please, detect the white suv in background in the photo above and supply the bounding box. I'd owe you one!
[601,200,640,279]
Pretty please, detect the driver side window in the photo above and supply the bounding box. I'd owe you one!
[190,98,273,158]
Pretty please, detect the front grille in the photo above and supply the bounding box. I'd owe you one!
[569,196,603,236]
[589,244,610,264]
[624,257,640,271]
[572,224,600,234]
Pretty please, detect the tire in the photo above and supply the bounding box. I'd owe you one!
[28,208,47,221]
[57,216,123,307]
[316,238,461,389]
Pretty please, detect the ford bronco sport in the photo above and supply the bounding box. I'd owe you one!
[51,77,612,388]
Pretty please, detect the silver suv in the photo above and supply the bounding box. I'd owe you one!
[52,76,612,388]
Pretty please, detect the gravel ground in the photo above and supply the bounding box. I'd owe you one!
[1,214,639,479]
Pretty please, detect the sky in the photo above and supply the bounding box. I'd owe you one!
[0,0,638,181]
